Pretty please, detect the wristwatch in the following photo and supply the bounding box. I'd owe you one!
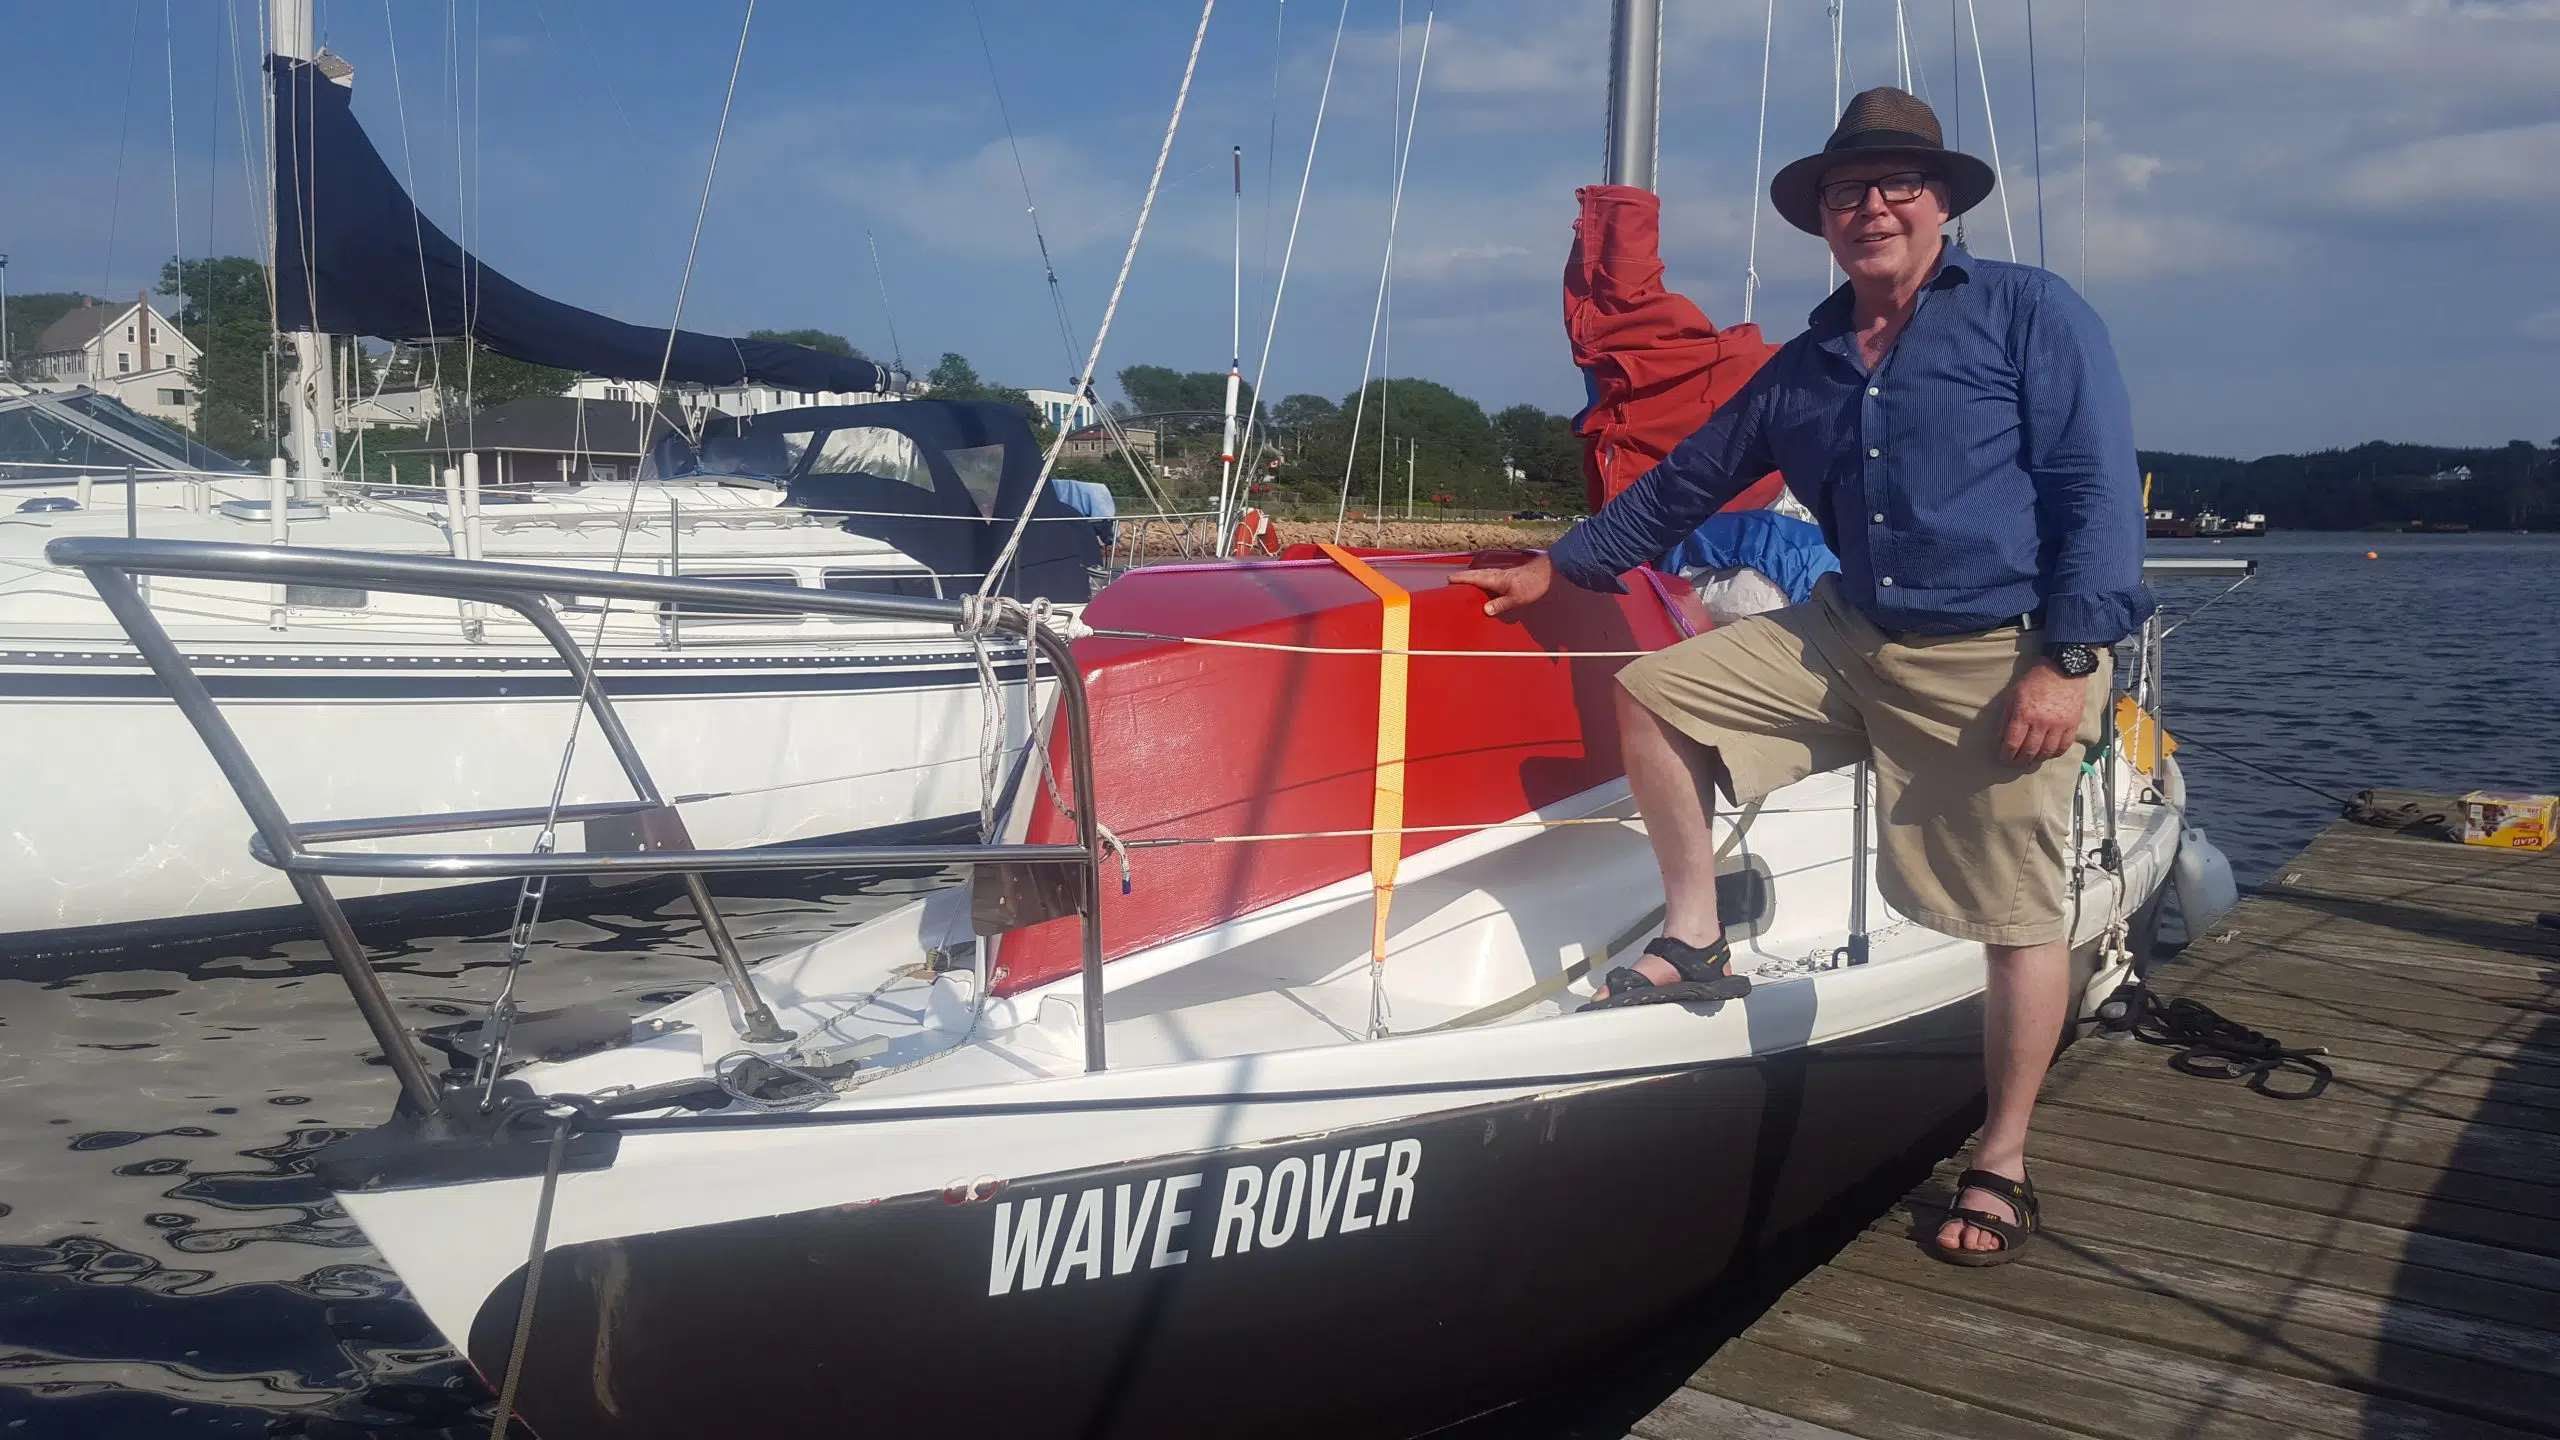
[2046,642,2100,679]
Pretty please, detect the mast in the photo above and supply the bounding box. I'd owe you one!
[1603,0,1662,189]
[1216,145,1244,550]
[270,0,336,493]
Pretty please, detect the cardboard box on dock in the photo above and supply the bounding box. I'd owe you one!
[2457,791,2557,851]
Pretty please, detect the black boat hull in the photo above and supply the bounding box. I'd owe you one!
[462,995,1987,1439]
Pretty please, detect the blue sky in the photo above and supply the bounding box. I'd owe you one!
[3,1,2554,457]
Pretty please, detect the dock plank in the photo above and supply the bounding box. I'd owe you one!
[1653,807,2560,1440]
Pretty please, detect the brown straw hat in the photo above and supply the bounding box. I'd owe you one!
[1769,87,1996,236]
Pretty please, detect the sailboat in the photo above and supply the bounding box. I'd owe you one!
[0,13,1099,956]
[43,4,2223,1436]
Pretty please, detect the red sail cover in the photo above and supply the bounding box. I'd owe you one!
[1566,184,1784,514]
[996,555,1703,996]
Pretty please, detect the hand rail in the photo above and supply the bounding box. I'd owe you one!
[46,535,1111,1115]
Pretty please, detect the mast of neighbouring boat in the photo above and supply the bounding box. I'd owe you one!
[1603,0,1662,190]
[1217,144,1244,551]
[270,0,337,495]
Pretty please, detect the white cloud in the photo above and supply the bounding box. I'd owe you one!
[2337,121,2560,211]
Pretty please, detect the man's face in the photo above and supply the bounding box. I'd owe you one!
[1818,158,1950,284]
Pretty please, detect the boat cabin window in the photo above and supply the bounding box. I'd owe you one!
[795,427,937,496]
[822,568,942,599]
[285,584,369,610]
[659,569,804,619]
[947,444,1007,517]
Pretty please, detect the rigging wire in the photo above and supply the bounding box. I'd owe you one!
[1222,0,1352,546]
[164,0,189,435]
[1949,0,1962,247]
[380,3,450,445]
[103,0,146,299]
[508,0,761,1017]
[1258,1,1287,316]
[1742,0,1774,326]
[1375,0,1408,539]
[1961,0,2018,260]
[969,0,1084,376]
[2079,0,2090,283]
[981,0,1218,599]
[1825,0,1844,291]
[866,231,906,375]
[1332,10,1434,542]
[2026,0,2046,266]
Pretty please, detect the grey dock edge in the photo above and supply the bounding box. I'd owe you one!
[1648,797,2560,1440]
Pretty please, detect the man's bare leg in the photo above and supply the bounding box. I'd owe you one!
[1939,936,2071,1251]
[1601,683,1726,996]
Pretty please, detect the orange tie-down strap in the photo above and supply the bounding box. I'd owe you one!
[1316,544,1409,969]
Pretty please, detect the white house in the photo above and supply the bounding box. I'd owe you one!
[22,295,202,429]
[1026,387,1098,433]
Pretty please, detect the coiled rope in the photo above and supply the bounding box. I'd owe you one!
[2126,988,2332,1100]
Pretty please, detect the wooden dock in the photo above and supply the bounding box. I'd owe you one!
[1643,804,2560,1440]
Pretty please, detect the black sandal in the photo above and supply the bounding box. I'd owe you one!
[1927,1167,2039,1267]
[1582,935,1752,1010]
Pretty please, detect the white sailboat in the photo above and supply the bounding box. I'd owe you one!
[0,9,1100,956]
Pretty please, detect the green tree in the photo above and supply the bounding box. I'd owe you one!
[1115,364,1254,432]
[3,291,98,369]
[417,338,574,408]
[162,256,277,460]
[922,352,1039,425]
[1493,402,1585,510]
[1336,378,1505,510]
[746,327,866,360]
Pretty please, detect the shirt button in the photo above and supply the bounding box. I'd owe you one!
[1872,512,1885,523]
[1868,387,1880,397]
[1880,576,1895,587]
[1868,447,1881,458]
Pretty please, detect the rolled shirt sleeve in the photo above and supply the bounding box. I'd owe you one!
[1548,366,1782,594]
[2017,276,2155,645]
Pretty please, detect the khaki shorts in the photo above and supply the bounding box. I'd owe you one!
[1617,575,2108,946]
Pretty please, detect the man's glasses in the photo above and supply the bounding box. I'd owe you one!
[1820,171,1933,212]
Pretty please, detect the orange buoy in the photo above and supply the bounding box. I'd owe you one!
[2365,550,2379,559]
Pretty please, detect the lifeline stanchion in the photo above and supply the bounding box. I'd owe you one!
[1838,761,1871,967]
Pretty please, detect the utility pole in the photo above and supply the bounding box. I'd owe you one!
[270,0,337,495]
[1406,437,1416,519]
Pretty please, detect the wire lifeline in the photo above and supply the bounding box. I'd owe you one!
[982,0,1219,602]
[1083,625,1654,659]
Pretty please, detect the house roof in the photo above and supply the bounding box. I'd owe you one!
[384,395,714,458]
[30,297,193,358]
[34,302,115,355]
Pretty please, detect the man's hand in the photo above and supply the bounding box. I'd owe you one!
[1449,553,1556,617]
[1999,660,2088,766]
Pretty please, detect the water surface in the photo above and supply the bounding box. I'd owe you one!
[3,532,2553,1435]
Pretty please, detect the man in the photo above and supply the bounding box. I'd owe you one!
[1454,88,2151,1265]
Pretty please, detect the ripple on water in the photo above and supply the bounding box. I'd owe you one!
[7,542,2557,1433]
[1,870,944,1433]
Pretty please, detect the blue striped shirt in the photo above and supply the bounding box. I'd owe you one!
[1550,244,2155,645]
